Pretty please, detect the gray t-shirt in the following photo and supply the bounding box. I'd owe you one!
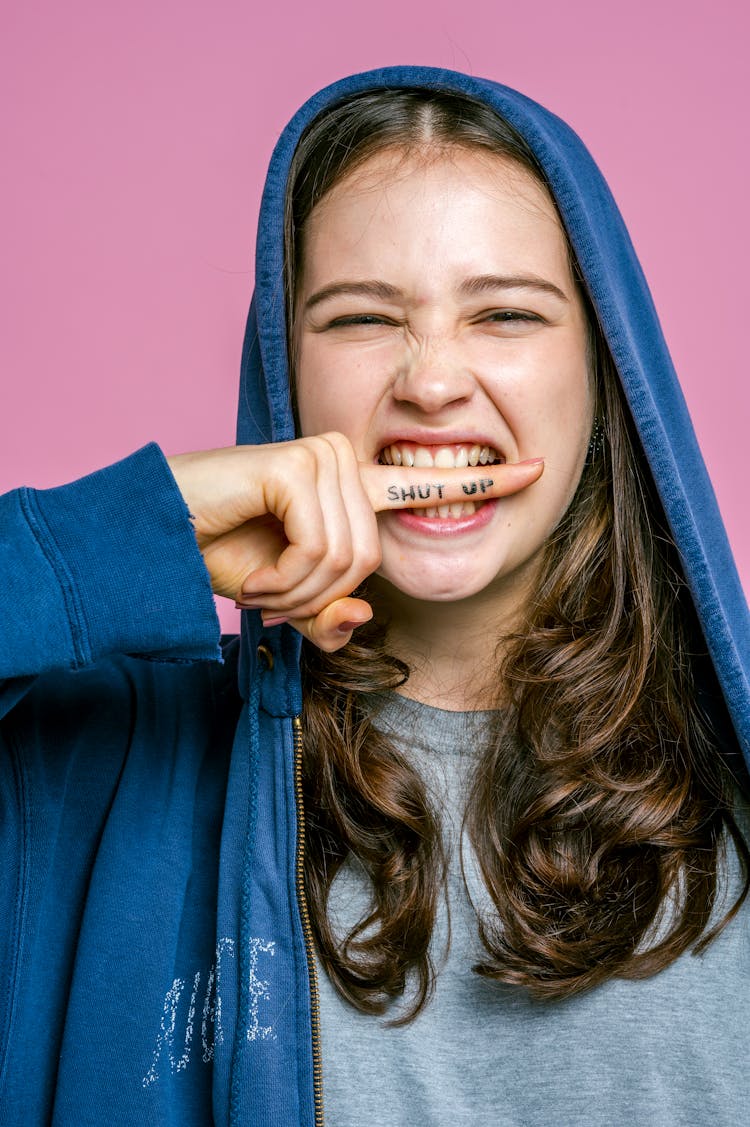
[316,693,750,1127]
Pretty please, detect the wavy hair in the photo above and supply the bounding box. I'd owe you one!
[287,88,749,1017]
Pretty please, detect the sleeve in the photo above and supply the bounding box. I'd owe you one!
[0,442,222,719]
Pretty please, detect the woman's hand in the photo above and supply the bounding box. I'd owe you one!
[168,434,382,651]
[167,436,543,652]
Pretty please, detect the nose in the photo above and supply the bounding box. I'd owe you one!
[391,340,476,414]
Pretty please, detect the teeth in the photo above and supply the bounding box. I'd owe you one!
[382,442,501,469]
[408,500,481,520]
[434,447,455,468]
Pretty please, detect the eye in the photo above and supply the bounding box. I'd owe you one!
[326,313,396,328]
[482,309,543,324]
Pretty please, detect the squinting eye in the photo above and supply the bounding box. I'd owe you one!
[484,310,541,323]
[327,314,394,328]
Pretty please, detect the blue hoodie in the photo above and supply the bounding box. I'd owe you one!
[1,66,749,1127]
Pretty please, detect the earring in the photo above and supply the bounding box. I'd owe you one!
[586,417,605,463]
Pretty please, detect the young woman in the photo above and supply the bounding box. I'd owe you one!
[1,67,749,1127]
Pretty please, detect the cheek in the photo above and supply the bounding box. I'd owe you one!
[495,353,593,494]
[488,352,591,441]
[544,372,595,506]
[295,338,390,439]
[294,340,347,436]
[296,377,341,437]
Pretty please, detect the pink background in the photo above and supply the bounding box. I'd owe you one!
[2,0,747,632]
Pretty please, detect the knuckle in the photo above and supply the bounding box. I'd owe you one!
[320,431,358,466]
[355,538,382,575]
[362,543,382,571]
[298,532,327,563]
[326,543,354,572]
[304,433,337,461]
[319,430,351,451]
[283,443,315,474]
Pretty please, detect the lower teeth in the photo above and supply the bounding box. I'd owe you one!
[416,501,480,518]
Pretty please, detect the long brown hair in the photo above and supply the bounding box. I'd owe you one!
[288,88,749,1018]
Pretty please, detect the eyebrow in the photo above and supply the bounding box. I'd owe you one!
[459,273,569,303]
[304,273,569,311]
[304,280,402,311]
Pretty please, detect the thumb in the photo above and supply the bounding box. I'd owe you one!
[289,597,373,653]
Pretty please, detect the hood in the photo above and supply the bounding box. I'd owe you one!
[235,64,750,767]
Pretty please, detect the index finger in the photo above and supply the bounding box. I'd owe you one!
[359,458,544,513]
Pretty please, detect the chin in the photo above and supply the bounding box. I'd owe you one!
[375,564,504,606]
[372,542,546,618]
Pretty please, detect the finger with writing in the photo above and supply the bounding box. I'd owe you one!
[360,458,544,512]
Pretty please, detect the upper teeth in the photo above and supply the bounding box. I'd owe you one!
[379,443,502,468]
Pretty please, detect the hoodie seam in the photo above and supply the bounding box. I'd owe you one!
[0,734,31,1097]
[18,487,90,668]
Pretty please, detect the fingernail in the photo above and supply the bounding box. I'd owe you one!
[235,601,262,610]
[262,615,289,628]
[337,619,368,634]
[516,457,544,466]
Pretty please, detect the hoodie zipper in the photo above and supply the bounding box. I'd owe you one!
[293,715,325,1126]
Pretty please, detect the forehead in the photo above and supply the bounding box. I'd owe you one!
[300,147,574,289]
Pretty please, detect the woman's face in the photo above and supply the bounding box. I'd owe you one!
[294,146,593,616]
